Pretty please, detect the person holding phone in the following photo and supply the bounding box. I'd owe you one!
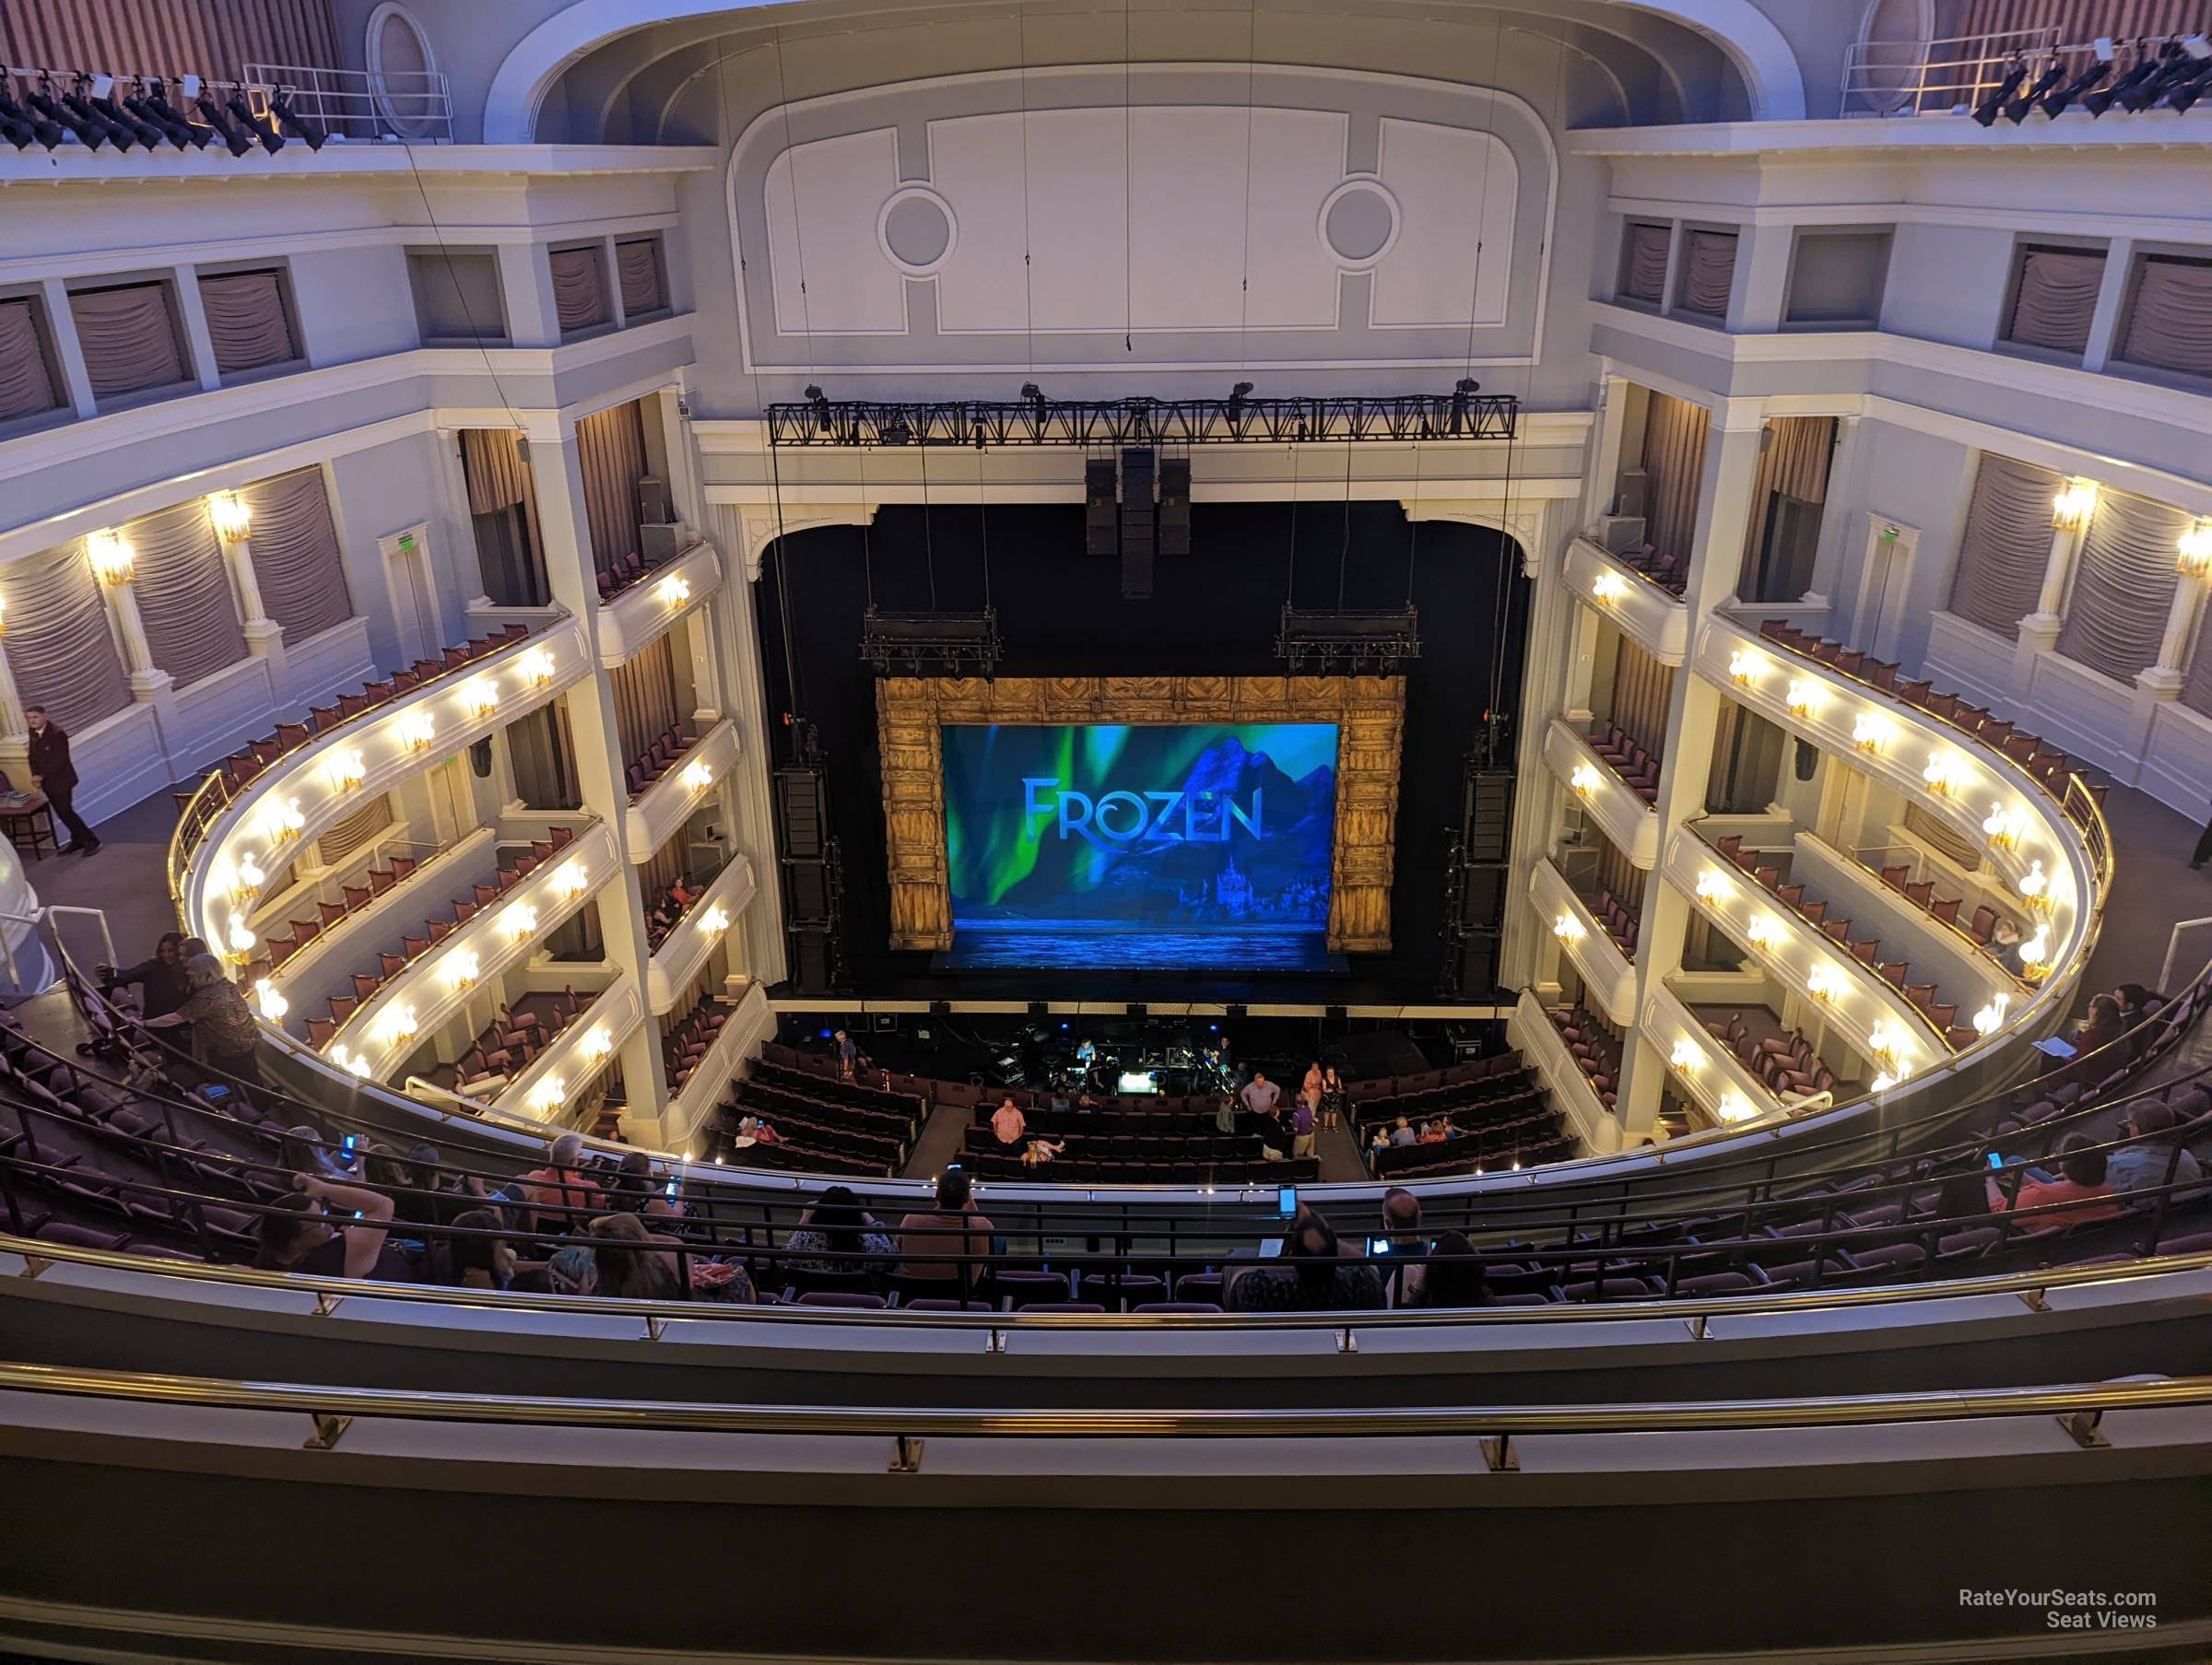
[254,1173,409,1281]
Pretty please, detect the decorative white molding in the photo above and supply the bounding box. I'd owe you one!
[645,854,757,1014]
[595,539,722,666]
[1543,717,1660,869]
[1530,856,1637,1026]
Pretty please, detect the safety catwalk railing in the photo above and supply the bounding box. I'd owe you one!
[766,391,1519,449]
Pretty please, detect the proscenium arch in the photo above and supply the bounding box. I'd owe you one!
[482,0,1807,142]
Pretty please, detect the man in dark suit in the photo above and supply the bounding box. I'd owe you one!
[25,706,99,855]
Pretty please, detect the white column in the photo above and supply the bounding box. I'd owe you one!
[2128,570,2204,777]
[102,580,169,698]
[40,278,97,418]
[2014,521,2084,696]
[171,265,223,393]
[219,529,290,687]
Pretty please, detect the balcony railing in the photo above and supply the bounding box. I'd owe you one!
[1544,718,1659,868]
[1645,982,1787,1131]
[663,982,771,1152]
[646,855,756,1014]
[491,973,644,1123]
[626,717,737,865]
[595,540,720,668]
[243,62,453,144]
[1506,990,1618,1155]
[1530,857,1635,1026]
[1567,536,1688,664]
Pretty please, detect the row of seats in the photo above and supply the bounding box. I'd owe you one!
[1349,1055,1535,1126]
[595,549,666,603]
[625,721,699,802]
[1586,720,1661,805]
[1868,858,2018,956]
[1613,542,1687,598]
[1588,885,1641,958]
[663,996,734,1094]
[1369,1110,1573,1180]
[448,989,593,1096]
[1551,1003,1620,1108]
[1705,1013,1835,1098]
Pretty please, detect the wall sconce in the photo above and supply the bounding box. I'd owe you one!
[2018,926,2053,977]
[1552,911,1587,944]
[1921,751,1966,796]
[1591,571,1627,605]
[505,904,539,944]
[329,749,367,792]
[531,1075,568,1115]
[1744,911,1783,950]
[1805,963,1845,1003]
[517,646,556,687]
[1869,1071,1898,1093]
[465,677,500,721]
[1695,868,1728,903]
[374,1003,418,1047]
[699,903,731,937]
[552,862,587,900]
[681,759,713,792]
[396,712,436,755]
[331,1045,372,1079]
[2018,858,2050,909]
[579,1026,613,1063]
[659,574,692,607]
[1727,650,1759,687]
[445,949,480,991]
[262,797,305,843]
[2051,479,2098,533]
[1971,993,2011,1038]
[232,850,265,909]
[86,529,135,586]
[1851,712,1890,755]
[1569,762,1601,796]
[1784,679,1822,718]
[1715,1090,1755,1122]
[1668,1038,1703,1071]
[2181,520,2212,580]
[223,917,256,968]
[1982,802,2027,851]
[253,978,288,1022]
[0,593,9,634]
[207,491,252,543]
[1866,1020,1913,1073]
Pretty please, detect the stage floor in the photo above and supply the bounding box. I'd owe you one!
[941,921,1344,974]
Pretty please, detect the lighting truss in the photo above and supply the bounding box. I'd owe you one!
[769,390,1518,449]
[1275,604,1423,674]
[859,606,1002,678]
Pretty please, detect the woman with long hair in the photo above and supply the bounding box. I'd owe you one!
[785,1184,898,1273]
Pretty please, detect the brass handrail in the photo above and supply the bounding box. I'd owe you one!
[7,1231,2207,1331]
[0,1357,2203,1437]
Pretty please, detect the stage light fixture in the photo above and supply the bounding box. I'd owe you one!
[1971,63,2029,125]
[2005,64,2065,122]
[1277,604,1422,674]
[1085,458,1119,557]
[2041,56,2112,117]
[859,605,1002,677]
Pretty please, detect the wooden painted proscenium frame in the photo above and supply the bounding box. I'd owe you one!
[875,674,1406,954]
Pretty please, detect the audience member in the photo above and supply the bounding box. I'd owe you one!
[1301,1060,1324,1107]
[786,1185,900,1272]
[545,1245,599,1296]
[1226,1210,1385,1312]
[1418,1118,1449,1144]
[1389,1116,1417,1147]
[895,1167,995,1291]
[1240,1070,1280,1119]
[26,704,99,855]
[1986,918,2029,979]
[521,1131,603,1235]
[105,932,190,1020]
[836,1028,859,1082]
[448,1207,516,1290]
[1318,1064,1347,1131]
[1289,1093,1315,1158]
[254,1174,409,1280]
[1020,1136,1065,1167]
[2073,994,2126,1060]
[991,1096,1027,1146]
[586,1211,684,1299]
[1987,1133,2121,1228]
[1418,1231,1488,1308]
[2106,1102,2205,1196]
[1381,1187,1428,1304]
[147,954,262,1085]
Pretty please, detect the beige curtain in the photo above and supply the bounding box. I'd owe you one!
[577,400,648,577]
[1737,416,1836,593]
[1678,231,1735,317]
[69,282,185,401]
[198,269,297,375]
[1607,637,1675,759]
[125,502,247,686]
[2057,487,2189,683]
[1905,802,1981,874]
[317,793,394,866]
[2119,256,2212,379]
[1620,224,1669,305]
[1640,392,1711,567]
[0,547,130,735]
[460,429,531,517]
[1939,1,2212,41]
[550,247,610,335]
[241,467,354,641]
[2181,599,2212,718]
[0,0,338,87]
[641,829,686,899]
[508,704,581,811]
[610,634,682,767]
[1593,838,1644,910]
[1947,453,2062,640]
[2006,250,2103,357]
[0,299,59,422]
[617,238,667,316]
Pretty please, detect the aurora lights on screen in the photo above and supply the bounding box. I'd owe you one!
[942,722,1340,969]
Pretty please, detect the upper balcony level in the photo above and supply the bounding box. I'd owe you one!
[1568,535,1689,664]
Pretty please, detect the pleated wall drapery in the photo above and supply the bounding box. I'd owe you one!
[197,269,298,376]
[1905,802,1982,875]
[0,299,60,422]
[1748,416,1835,511]
[316,793,394,867]
[1620,224,1669,305]
[2056,487,2189,683]
[641,829,687,900]
[0,0,338,86]
[1607,637,1676,760]
[1936,0,2212,41]
[241,466,354,641]
[1678,231,1736,317]
[576,400,649,577]
[0,547,131,736]
[507,705,582,811]
[1593,837,1645,912]
[610,634,682,769]
[550,246,611,335]
[460,429,531,517]
[68,282,185,401]
[2119,256,2212,379]
[2180,601,2212,718]
[124,501,248,686]
[1640,392,1711,567]
[1946,454,2062,640]
[2005,249,2104,357]
[616,238,668,316]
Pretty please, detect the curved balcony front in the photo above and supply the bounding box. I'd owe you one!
[489,972,645,1123]
[626,718,738,864]
[595,539,723,668]
[646,855,757,1015]
[1529,856,1636,1026]
[1644,981,1789,1131]
[1543,718,1659,868]
[1566,535,1688,665]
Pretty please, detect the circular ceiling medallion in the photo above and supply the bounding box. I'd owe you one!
[878,185,958,275]
[1319,178,1401,270]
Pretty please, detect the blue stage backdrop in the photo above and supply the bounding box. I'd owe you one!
[941,721,1340,970]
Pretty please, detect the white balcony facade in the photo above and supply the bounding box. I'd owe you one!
[660,982,775,1155]
[1543,718,1659,869]
[626,718,739,865]
[490,973,646,1123]
[1529,856,1635,1026]
[646,855,758,1015]
[594,540,723,668]
[1643,981,1788,1131]
[1505,990,1617,1157]
[1566,536,1688,666]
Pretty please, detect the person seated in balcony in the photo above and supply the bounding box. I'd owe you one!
[1020,1135,1065,1167]
[1381,1188,1429,1306]
[669,875,700,910]
[147,954,263,1088]
[895,1166,994,1293]
[1986,917,2030,979]
[103,931,190,1020]
[256,1173,410,1282]
[1987,1133,2121,1230]
[735,1113,780,1145]
[2112,982,2166,1058]
[2072,993,2127,1061]
[1416,1231,1487,1309]
[544,1245,599,1297]
[1389,1115,1418,1148]
[2106,1102,2205,1198]
[1226,1209,1384,1312]
[585,1210,748,1299]
[786,1184,900,1272]
[448,1207,517,1291]
[521,1131,603,1236]
[991,1096,1027,1146]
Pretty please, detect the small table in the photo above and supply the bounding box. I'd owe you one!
[0,790,54,862]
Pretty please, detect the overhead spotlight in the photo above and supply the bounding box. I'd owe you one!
[226,92,283,152]
[124,84,195,148]
[146,83,208,148]
[1449,376,1481,433]
[2005,64,2065,122]
[2118,44,2184,111]
[2040,59,2111,117]
[2167,59,2212,111]
[1227,379,1254,424]
[803,383,831,435]
[197,94,255,156]
[1972,62,2029,125]
[268,93,327,149]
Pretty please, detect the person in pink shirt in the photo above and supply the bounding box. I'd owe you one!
[990,1096,1027,1146]
[1987,1133,2122,1230]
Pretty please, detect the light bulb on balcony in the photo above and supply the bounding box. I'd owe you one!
[1551,911,1586,944]
[1694,868,1728,904]
[224,918,256,968]
[699,903,731,936]
[207,490,252,543]
[465,677,500,721]
[1870,1071,1897,1093]
[446,949,480,991]
[1569,762,1601,796]
[681,759,713,793]
[86,529,135,586]
[552,861,587,900]
[1716,1090,1755,1123]
[396,712,435,755]
[1591,571,1627,605]
[1921,751,1965,796]
[1669,1038,1702,1071]
[1784,679,1822,718]
[374,1004,418,1046]
[531,1075,568,1115]
[1727,650,1759,687]
[659,574,692,606]
[1744,911,1783,950]
[330,748,367,792]
[505,904,538,943]
[1851,712,1890,755]
[1971,993,2011,1038]
[2181,520,2212,579]
[253,979,288,1022]
[1982,802,2026,850]
[232,850,265,908]
[2018,927,2053,977]
[1805,964,1845,1003]
[2018,858,2049,907]
[580,1026,613,1063]
[517,646,556,687]
[2051,479,2098,533]
[330,1045,371,1079]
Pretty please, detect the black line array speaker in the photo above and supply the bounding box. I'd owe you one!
[1119,446,1156,599]
[775,760,843,991]
[1158,457,1191,557]
[1462,768,1514,863]
[1085,459,1119,557]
